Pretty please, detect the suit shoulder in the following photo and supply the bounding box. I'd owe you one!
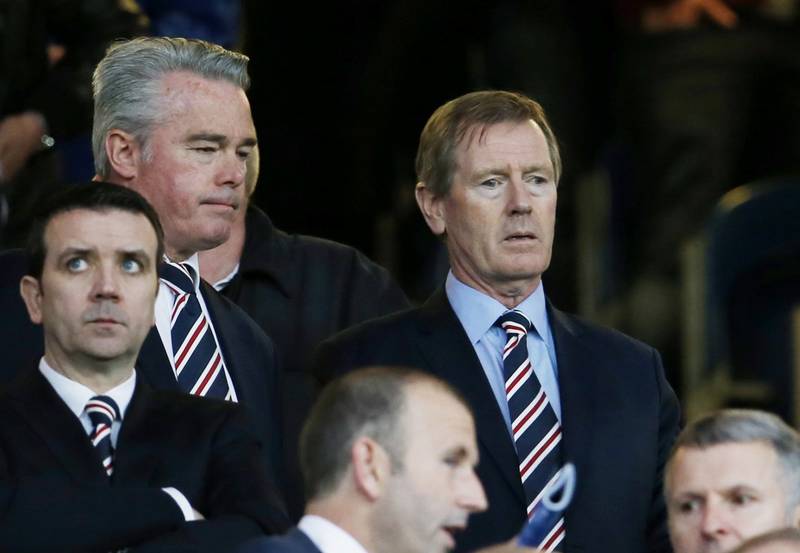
[147,388,244,423]
[238,528,319,553]
[322,304,422,345]
[200,281,275,350]
[562,311,656,355]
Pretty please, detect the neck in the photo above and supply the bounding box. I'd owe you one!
[44,348,133,394]
[198,205,247,284]
[450,265,541,309]
[306,497,374,552]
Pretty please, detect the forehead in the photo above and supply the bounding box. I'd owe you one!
[403,383,476,450]
[44,209,158,257]
[455,119,552,169]
[668,442,783,494]
[154,71,254,129]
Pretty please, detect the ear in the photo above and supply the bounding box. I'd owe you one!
[415,182,447,236]
[350,437,392,502]
[19,276,44,325]
[105,129,141,180]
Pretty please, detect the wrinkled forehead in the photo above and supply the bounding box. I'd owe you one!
[44,208,158,257]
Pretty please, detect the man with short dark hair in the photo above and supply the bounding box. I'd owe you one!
[0,183,286,552]
[665,409,800,553]
[240,366,493,553]
[313,90,680,553]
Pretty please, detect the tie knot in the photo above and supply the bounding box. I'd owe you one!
[159,261,196,295]
[84,395,120,427]
[497,309,532,336]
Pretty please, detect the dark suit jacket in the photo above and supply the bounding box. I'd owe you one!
[238,527,321,553]
[312,289,681,553]
[0,249,285,499]
[0,369,289,553]
[220,206,409,518]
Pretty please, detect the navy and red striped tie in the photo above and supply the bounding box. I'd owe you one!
[84,395,120,477]
[160,261,231,400]
[497,309,564,551]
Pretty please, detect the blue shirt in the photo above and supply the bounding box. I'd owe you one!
[445,271,561,435]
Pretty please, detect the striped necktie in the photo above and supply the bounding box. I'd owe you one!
[497,309,564,551]
[159,261,231,400]
[84,395,120,477]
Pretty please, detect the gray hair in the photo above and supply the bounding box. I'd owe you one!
[92,36,250,177]
[667,409,800,512]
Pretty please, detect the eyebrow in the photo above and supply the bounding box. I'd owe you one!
[186,133,258,148]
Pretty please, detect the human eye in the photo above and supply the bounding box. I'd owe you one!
[480,177,501,189]
[121,257,143,274]
[236,147,253,160]
[674,497,701,515]
[730,491,756,507]
[66,257,88,272]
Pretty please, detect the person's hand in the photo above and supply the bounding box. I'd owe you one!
[0,112,47,184]
[473,538,548,553]
[642,0,740,31]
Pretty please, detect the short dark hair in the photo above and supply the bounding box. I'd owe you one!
[26,182,165,279]
[415,90,562,198]
[299,366,468,500]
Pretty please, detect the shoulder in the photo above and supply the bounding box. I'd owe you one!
[551,307,659,361]
[238,527,319,553]
[199,281,275,352]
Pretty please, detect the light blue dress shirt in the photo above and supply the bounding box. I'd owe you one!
[445,271,561,435]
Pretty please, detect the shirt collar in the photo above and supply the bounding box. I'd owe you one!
[298,515,371,553]
[38,358,137,420]
[164,253,201,292]
[445,271,551,344]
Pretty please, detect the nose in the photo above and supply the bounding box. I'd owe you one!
[91,265,120,301]
[458,469,489,513]
[699,500,731,539]
[218,150,246,188]
[506,176,532,215]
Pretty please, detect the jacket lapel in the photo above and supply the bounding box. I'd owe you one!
[113,378,161,485]
[7,370,108,484]
[414,289,526,508]
[135,327,180,392]
[549,305,596,552]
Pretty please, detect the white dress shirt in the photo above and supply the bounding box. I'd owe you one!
[298,515,370,553]
[154,253,238,401]
[445,271,561,436]
[38,359,196,521]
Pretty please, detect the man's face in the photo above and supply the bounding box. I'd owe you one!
[20,209,159,369]
[131,71,256,260]
[373,383,488,553]
[419,120,557,301]
[667,442,800,553]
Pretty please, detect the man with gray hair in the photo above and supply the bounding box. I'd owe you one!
[666,409,800,553]
[0,36,288,513]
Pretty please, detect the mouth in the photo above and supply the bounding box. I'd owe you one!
[88,318,123,326]
[440,524,464,549]
[504,232,537,242]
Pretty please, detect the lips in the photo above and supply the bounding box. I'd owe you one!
[504,232,536,241]
[201,196,239,210]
